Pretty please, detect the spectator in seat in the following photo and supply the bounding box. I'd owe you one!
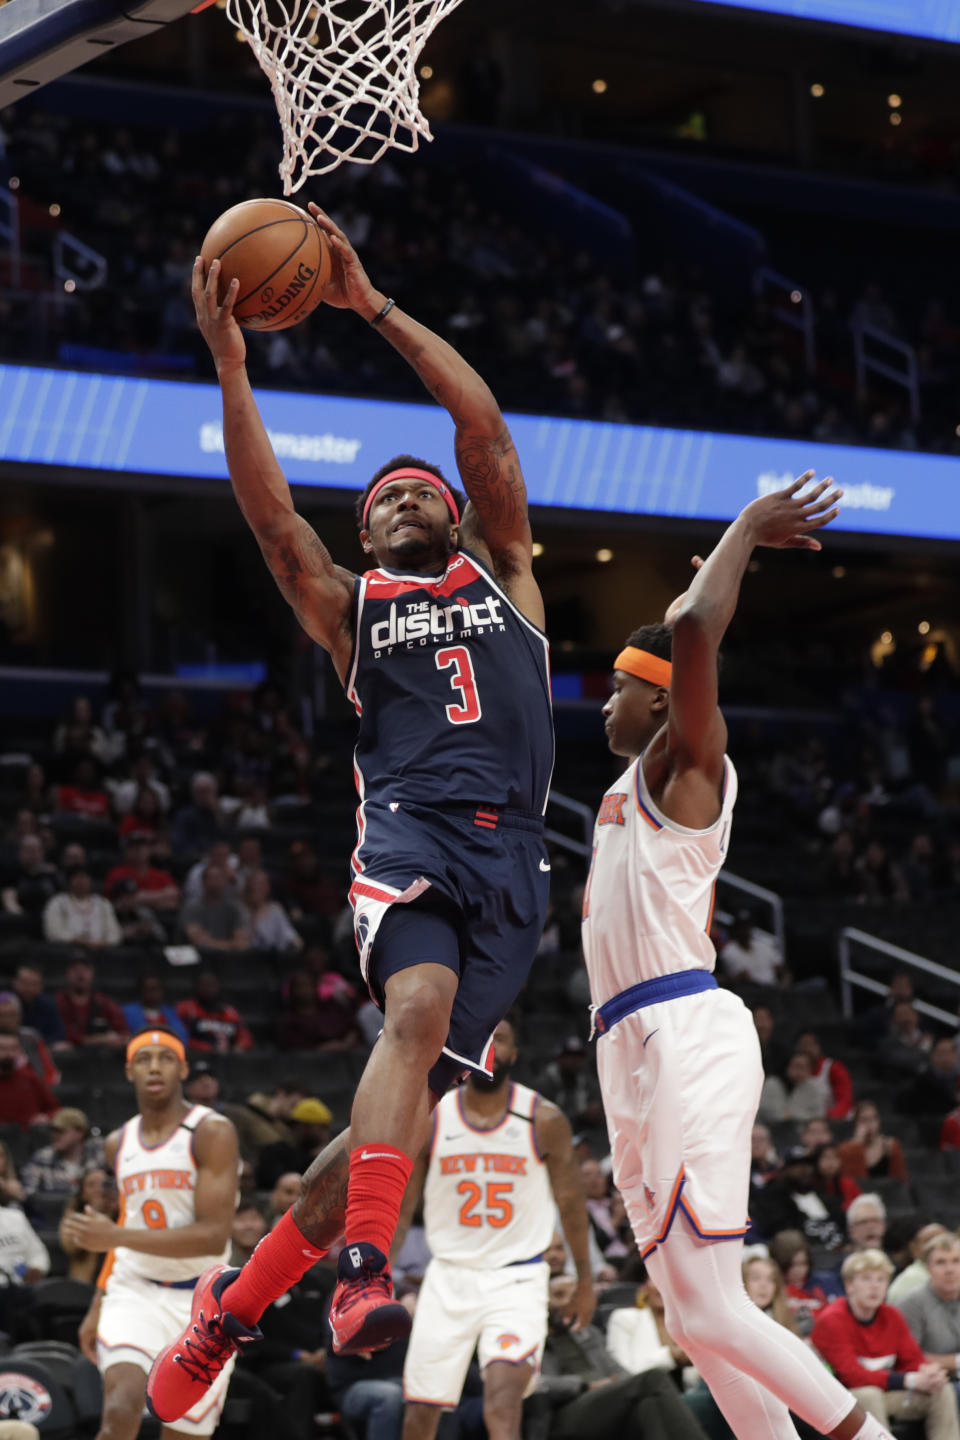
[580,1158,629,1262]
[281,841,342,921]
[895,1233,960,1381]
[22,1106,103,1200]
[886,1001,935,1073]
[108,751,170,816]
[0,1033,58,1128]
[750,1122,780,1189]
[182,840,236,905]
[256,1097,332,1189]
[719,910,788,987]
[939,1101,960,1152]
[838,1100,910,1185]
[523,1274,707,1440]
[813,1143,861,1211]
[1,834,60,918]
[794,1031,855,1119]
[11,965,68,1050]
[122,972,188,1044]
[907,1037,960,1118]
[743,1254,799,1334]
[176,970,254,1052]
[752,1004,789,1076]
[184,1059,222,1109]
[42,868,121,948]
[855,840,909,905]
[759,1051,828,1125]
[104,832,179,914]
[769,1230,830,1336]
[846,1193,888,1255]
[275,969,358,1051]
[536,1035,605,1132]
[116,784,168,847]
[749,1148,846,1254]
[811,1249,960,1438]
[0,992,59,1085]
[0,1188,49,1341]
[55,955,128,1050]
[241,869,303,954]
[52,757,111,820]
[171,770,225,854]
[179,862,249,951]
[0,1141,25,1206]
[324,1319,409,1440]
[267,1172,302,1227]
[801,1118,834,1151]
[605,1272,694,1387]
[221,1078,308,1164]
[59,1164,118,1284]
[888,1225,951,1306]
[52,694,112,767]
[230,1201,267,1266]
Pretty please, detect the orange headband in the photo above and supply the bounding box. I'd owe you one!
[613,646,672,688]
[126,1030,186,1065]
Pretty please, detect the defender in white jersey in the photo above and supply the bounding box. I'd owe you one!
[394,1018,594,1440]
[66,1029,240,1440]
[584,479,896,1440]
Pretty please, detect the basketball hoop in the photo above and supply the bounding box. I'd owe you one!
[226,0,467,193]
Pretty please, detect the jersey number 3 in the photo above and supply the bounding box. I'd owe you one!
[436,646,481,725]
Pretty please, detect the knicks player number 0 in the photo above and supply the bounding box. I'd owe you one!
[142,1199,168,1229]
[457,1180,513,1229]
[435,646,481,725]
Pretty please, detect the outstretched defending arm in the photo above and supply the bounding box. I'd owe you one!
[667,473,841,786]
[308,205,542,627]
[193,257,355,672]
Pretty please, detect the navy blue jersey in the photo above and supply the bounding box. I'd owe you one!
[345,548,553,814]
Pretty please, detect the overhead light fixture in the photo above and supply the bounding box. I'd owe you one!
[592,79,608,95]
[595,548,613,563]
[810,83,825,98]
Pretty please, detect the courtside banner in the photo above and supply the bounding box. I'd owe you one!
[687,0,960,46]
[0,362,958,540]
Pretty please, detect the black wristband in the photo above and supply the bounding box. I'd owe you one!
[370,297,396,328]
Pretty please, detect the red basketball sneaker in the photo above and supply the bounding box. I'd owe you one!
[329,1242,412,1355]
[146,1265,261,1422]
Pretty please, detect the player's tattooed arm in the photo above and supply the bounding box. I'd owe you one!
[256,514,355,656]
[291,1129,352,1250]
[389,1141,430,1266]
[536,1099,597,1330]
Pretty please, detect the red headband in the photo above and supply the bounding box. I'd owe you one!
[361,469,460,530]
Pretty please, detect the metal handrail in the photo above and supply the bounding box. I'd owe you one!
[0,189,20,288]
[53,232,107,291]
[754,267,815,374]
[838,926,959,1029]
[546,790,594,859]
[715,871,786,961]
[852,320,920,423]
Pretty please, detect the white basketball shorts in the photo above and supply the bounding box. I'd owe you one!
[403,1256,549,1407]
[97,1275,236,1435]
[597,984,763,1259]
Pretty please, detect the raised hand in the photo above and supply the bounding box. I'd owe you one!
[193,256,246,375]
[744,472,843,551]
[306,203,382,316]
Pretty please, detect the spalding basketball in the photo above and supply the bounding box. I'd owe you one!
[200,198,332,332]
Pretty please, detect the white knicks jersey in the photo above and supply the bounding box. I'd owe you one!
[581,753,738,1004]
[423,1083,554,1269]
[105,1105,230,1286]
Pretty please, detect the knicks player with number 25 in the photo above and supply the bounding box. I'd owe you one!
[148,205,560,1423]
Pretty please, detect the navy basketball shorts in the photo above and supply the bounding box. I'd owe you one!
[348,800,550,1096]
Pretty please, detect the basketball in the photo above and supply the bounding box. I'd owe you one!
[200,198,332,332]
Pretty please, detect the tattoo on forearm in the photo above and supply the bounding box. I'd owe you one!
[293,1130,350,1248]
[262,515,335,627]
[455,426,528,532]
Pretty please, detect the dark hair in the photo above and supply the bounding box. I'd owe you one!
[624,623,673,663]
[354,455,465,529]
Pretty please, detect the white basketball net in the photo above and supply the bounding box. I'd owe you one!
[225,0,467,193]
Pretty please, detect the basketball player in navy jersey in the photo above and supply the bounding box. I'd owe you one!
[148,205,567,1424]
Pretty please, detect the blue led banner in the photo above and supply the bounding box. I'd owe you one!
[688,0,960,45]
[1,362,958,541]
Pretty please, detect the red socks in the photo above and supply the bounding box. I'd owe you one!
[344,1143,413,1257]
[222,1208,326,1325]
